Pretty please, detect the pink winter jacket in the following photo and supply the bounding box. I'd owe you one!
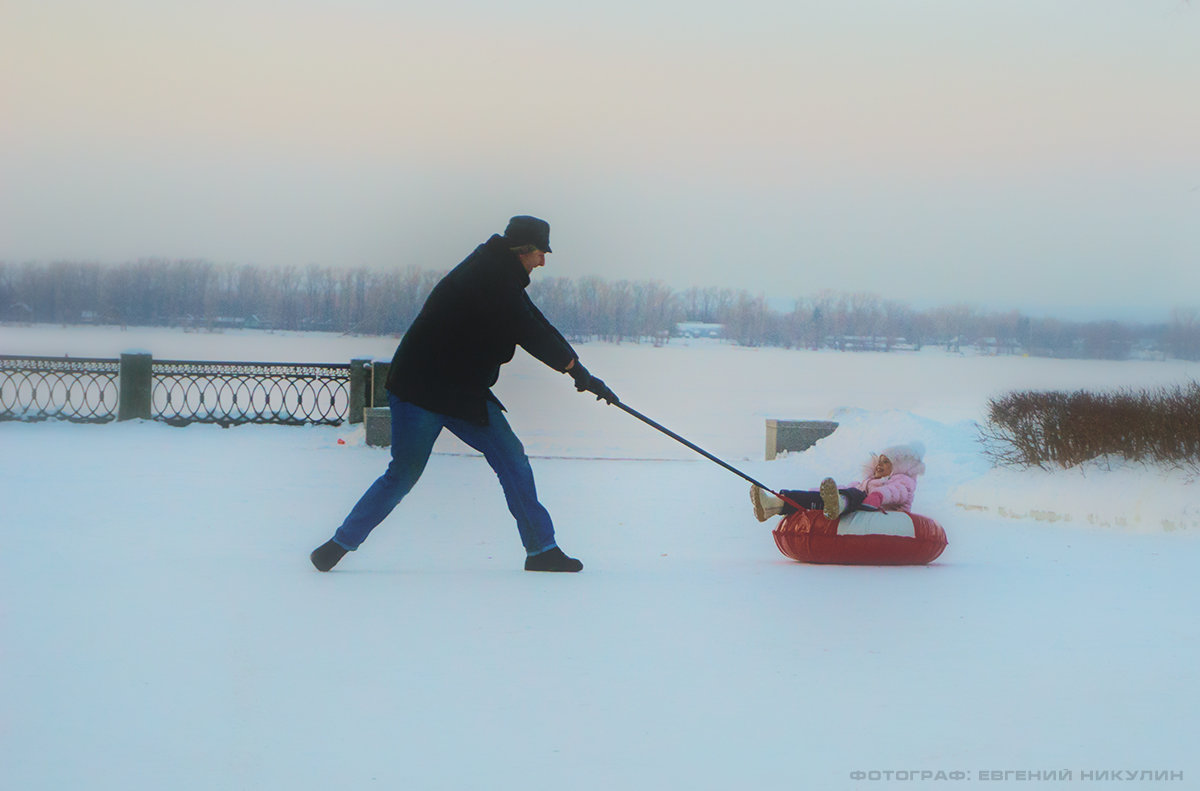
[850,442,926,512]
[850,473,919,512]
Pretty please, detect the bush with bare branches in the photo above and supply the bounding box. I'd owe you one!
[979,383,1200,470]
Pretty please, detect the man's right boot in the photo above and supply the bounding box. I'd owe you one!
[524,546,583,572]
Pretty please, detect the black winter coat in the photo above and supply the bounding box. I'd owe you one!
[385,235,578,424]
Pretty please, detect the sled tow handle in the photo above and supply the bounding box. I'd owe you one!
[611,400,805,512]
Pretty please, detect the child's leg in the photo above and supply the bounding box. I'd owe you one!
[778,489,823,515]
[840,487,867,512]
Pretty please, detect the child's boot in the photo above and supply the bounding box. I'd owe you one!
[750,485,785,522]
[820,478,848,520]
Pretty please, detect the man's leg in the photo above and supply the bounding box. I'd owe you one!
[331,395,443,551]
[445,402,558,556]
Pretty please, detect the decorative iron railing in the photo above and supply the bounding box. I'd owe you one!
[0,355,121,423]
[152,359,350,426]
[0,354,364,426]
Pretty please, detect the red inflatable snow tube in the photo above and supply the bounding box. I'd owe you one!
[773,509,947,565]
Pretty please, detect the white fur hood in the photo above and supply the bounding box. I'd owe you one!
[861,440,926,480]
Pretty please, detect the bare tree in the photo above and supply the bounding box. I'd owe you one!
[1165,307,1200,361]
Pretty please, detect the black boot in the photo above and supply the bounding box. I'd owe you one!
[310,539,348,572]
[524,546,583,572]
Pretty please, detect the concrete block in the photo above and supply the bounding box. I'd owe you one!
[765,419,838,460]
[364,407,391,447]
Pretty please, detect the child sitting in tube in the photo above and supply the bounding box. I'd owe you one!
[750,441,926,522]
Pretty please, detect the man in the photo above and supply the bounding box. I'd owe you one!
[310,215,617,573]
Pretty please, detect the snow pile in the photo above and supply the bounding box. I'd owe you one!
[953,461,1200,533]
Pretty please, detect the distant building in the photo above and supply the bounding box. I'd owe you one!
[4,302,34,324]
[675,322,724,339]
[826,335,918,352]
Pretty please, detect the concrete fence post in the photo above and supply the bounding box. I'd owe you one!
[365,359,392,447]
[348,357,371,424]
[371,359,391,408]
[118,351,153,421]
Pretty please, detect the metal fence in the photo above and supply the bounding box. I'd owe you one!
[153,359,352,426]
[0,354,366,426]
[0,355,121,423]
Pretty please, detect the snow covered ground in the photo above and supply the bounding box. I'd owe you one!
[3,325,1199,790]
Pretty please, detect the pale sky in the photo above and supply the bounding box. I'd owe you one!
[2,0,1197,321]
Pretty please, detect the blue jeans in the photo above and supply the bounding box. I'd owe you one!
[334,394,558,556]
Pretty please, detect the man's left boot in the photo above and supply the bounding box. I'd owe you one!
[311,539,349,572]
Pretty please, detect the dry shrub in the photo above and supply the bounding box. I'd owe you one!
[980,382,1200,469]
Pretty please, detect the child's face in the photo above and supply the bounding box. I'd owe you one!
[872,455,893,478]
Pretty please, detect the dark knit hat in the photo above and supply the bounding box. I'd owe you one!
[503,215,552,253]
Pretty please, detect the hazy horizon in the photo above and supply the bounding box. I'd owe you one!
[1,256,1187,327]
[2,1,1197,324]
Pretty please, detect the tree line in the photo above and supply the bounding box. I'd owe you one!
[3,259,1199,361]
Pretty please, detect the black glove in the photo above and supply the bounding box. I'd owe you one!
[568,362,619,405]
